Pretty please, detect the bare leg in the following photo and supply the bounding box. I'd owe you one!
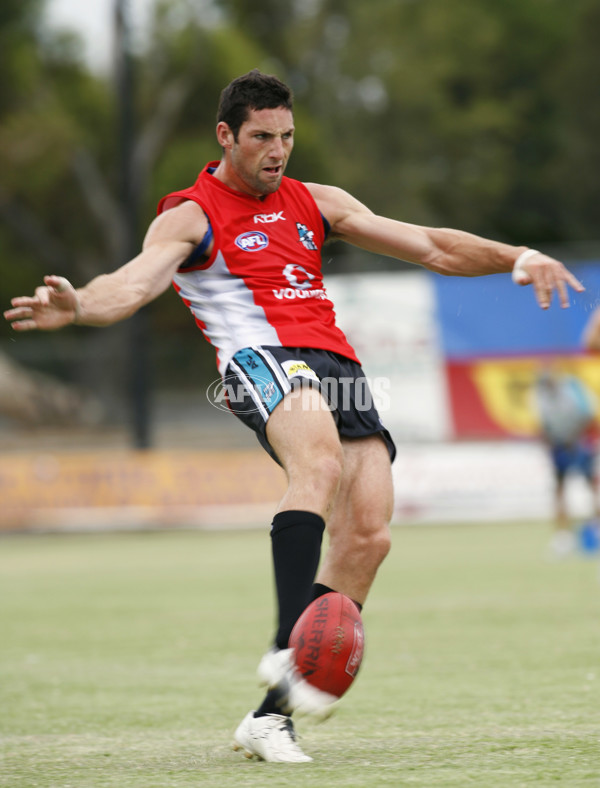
[317,435,393,605]
[266,385,344,517]
[267,388,393,605]
[554,477,569,531]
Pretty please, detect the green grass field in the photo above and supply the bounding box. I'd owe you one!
[1,521,600,787]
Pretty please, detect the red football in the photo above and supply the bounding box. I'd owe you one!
[289,592,365,699]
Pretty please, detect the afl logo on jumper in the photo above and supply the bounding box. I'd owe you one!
[283,263,315,290]
[235,231,269,252]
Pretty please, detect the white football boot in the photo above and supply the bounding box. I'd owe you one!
[257,647,338,720]
[233,711,312,763]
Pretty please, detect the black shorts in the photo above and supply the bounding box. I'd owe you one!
[222,346,396,465]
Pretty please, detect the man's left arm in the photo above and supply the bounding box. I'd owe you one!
[307,183,583,310]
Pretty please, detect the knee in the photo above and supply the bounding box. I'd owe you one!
[332,517,392,569]
[362,522,392,568]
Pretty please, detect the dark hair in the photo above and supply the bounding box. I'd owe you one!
[217,69,293,140]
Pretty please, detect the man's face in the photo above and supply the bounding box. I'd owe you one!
[220,107,295,197]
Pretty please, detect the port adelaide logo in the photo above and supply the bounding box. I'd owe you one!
[296,222,318,250]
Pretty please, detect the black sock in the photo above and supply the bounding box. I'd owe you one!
[254,512,325,719]
[311,582,334,601]
[271,510,325,650]
[255,688,288,718]
[311,581,363,613]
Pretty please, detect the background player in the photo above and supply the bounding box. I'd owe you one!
[533,364,599,557]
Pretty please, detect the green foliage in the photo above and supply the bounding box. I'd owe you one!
[0,4,115,315]
[2,0,598,267]
[548,0,600,240]
[274,0,592,241]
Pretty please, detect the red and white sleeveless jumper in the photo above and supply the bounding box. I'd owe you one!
[157,162,359,375]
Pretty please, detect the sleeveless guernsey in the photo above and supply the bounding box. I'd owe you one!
[157,162,359,374]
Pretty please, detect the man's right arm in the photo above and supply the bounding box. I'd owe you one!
[4,201,208,332]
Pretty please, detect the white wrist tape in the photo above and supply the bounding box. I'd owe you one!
[511,248,540,284]
[73,295,82,325]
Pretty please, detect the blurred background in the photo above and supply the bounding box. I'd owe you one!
[1,0,599,532]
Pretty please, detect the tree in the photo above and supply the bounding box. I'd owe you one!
[0,0,330,430]
[549,0,600,242]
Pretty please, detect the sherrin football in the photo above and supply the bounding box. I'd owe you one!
[289,592,365,699]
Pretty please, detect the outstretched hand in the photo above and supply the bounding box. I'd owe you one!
[4,275,81,331]
[512,251,584,309]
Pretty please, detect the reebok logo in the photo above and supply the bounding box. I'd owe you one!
[254,211,285,224]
